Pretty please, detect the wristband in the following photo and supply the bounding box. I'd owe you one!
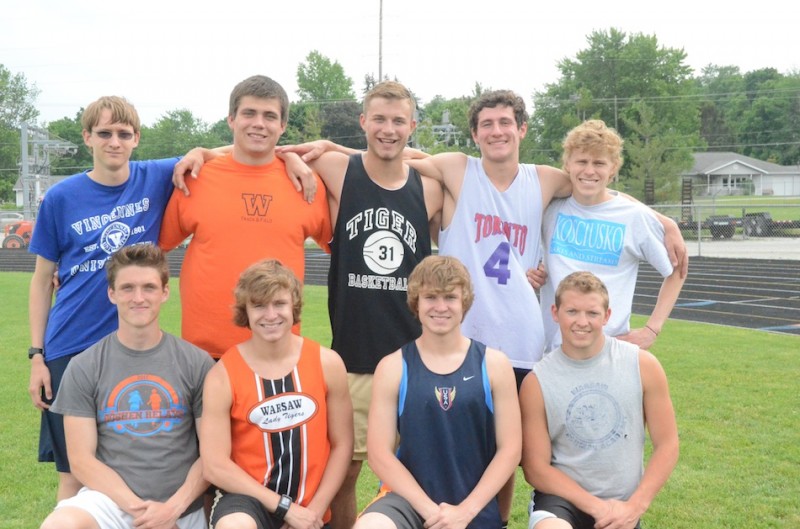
[645,325,659,336]
[274,494,292,521]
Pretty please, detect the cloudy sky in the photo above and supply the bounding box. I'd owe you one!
[3,0,797,126]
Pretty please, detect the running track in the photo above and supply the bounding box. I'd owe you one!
[633,257,800,336]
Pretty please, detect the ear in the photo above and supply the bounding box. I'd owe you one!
[551,304,559,322]
[82,129,92,148]
[227,115,235,130]
[603,307,611,325]
[131,131,140,149]
[360,113,367,131]
[162,283,170,303]
[518,121,528,139]
[108,286,118,306]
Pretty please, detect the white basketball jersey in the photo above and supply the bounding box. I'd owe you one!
[439,157,545,369]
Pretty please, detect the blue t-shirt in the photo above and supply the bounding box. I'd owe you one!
[29,158,178,361]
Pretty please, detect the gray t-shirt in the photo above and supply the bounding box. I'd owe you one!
[52,331,214,512]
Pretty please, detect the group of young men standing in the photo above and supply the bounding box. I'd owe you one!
[29,73,682,529]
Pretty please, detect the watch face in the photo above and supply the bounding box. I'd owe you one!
[29,348,43,359]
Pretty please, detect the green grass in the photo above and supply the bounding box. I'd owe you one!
[2,272,799,528]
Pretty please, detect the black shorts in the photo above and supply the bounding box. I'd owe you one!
[39,352,80,472]
[530,491,640,529]
[209,490,330,529]
[514,367,531,393]
[361,491,425,529]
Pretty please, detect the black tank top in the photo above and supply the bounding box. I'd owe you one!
[328,154,431,373]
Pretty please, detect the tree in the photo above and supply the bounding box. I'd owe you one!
[136,109,214,160]
[320,101,365,149]
[47,110,93,176]
[529,28,699,200]
[622,100,695,202]
[296,50,356,102]
[0,64,40,202]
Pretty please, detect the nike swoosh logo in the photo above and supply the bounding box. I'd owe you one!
[463,376,475,381]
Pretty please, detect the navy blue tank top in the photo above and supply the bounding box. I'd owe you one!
[397,339,501,529]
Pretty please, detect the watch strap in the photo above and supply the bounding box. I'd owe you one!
[274,494,292,521]
[28,347,44,359]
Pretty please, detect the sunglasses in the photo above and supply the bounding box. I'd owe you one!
[94,130,135,141]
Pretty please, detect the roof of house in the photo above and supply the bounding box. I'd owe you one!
[685,152,790,176]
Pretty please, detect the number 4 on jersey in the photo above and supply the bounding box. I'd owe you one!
[483,242,511,285]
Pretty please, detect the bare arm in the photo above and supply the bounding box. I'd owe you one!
[535,164,573,206]
[172,145,232,195]
[304,348,353,519]
[28,256,56,409]
[367,352,440,520]
[276,140,361,163]
[65,416,143,515]
[618,268,686,349]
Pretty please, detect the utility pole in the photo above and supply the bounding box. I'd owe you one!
[378,0,383,81]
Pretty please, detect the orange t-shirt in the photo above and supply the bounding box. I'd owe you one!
[159,154,331,358]
[221,339,331,522]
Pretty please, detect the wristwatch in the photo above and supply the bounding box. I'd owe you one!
[274,494,292,521]
[28,347,44,359]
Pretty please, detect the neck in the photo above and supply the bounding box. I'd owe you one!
[116,325,163,352]
[247,331,298,360]
[362,151,408,189]
[561,334,606,361]
[416,329,469,356]
[88,165,131,186]
[232,147,276,166]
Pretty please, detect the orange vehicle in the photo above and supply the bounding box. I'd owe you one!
[2,220,34,249]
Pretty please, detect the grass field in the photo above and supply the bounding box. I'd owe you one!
[1,272,798,528]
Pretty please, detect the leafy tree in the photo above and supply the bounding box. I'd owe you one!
[282,101,323,145]
[529,28,699,200]
[417,95,475,154]
[47,110,93,175]
[296,51,356,102]
[0,64,41,202]
[320,101,365,149]
[136,109,213,160]
[622,100,695,202]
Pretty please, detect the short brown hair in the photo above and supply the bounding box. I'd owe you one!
[555,271,610,310]
[233,259,303,328]
[363,81,416,115]
[468,90,528,132]
[229,75,290,124]
[106,244,168,289]
[407,255,474,319]
[81,96,141,133]
[562,119,624,173]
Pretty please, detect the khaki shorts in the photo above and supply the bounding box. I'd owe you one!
[348,372,373,461]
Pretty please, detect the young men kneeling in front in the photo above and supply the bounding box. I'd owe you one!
[355,255,521,529]
[40,244,214,529]
[200,259,353,529]
[521,271,679,529]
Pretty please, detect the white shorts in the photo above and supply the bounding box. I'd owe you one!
[53,487,206,529]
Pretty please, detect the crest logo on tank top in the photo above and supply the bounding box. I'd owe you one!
[435,386,457,411]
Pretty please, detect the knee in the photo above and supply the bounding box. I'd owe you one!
[40,509,90,529]
[215,513,258,529]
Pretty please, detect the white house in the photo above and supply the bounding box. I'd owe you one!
[683,152,800,197]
